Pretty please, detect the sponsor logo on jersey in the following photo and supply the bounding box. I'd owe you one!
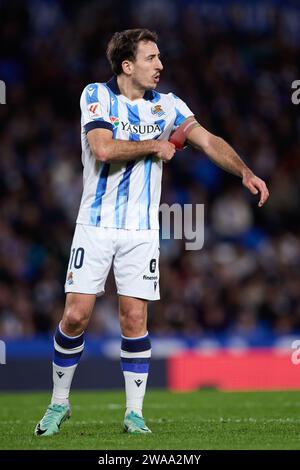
[151,104,165,117]
[110,116,120,128]
[121,122,161,135]
[109,117,162,135]
[67,271,74,285]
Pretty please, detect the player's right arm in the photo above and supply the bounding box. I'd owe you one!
[81,83,175,163]
[87,128,175,163]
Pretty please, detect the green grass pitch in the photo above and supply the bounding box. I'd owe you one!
[0,389,299,450]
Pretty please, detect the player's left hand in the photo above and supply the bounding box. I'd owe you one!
[242,169,269,207]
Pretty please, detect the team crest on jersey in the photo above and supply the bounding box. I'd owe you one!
[110,116,120,128]
[151,104,165,117]
[67,271,74,285]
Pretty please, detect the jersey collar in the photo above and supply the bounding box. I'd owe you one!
[106,76,154,101]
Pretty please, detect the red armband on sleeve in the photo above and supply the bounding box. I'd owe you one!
[169,118,200,150]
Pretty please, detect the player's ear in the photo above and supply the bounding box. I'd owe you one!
[122,60,133,76]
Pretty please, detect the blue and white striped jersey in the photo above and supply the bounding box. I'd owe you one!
[76,76,194,230]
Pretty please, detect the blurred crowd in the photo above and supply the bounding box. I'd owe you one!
[0,0,300,339]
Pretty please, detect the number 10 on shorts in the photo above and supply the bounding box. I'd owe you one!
[69,247,85,269]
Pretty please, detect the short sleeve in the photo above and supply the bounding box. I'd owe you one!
[170,93,194,130]
[80,83,113,134]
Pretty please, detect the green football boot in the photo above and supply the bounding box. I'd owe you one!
[34,403,70,437]
[124,411,152,434]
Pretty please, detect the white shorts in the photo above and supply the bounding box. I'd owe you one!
[64,224,160,300]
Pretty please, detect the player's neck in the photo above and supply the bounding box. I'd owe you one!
[117,75,144,101]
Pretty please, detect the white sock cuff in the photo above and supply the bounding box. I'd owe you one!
[59,321,84,339]
[121,331,149,340]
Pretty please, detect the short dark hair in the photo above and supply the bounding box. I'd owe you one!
[106,28,158,75]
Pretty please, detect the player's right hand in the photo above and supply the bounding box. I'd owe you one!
[154,141,176,162]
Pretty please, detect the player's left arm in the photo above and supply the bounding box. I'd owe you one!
[186,121,270,207]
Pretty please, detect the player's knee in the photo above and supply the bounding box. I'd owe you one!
[120,309,146,335]
[62,306,89,335]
